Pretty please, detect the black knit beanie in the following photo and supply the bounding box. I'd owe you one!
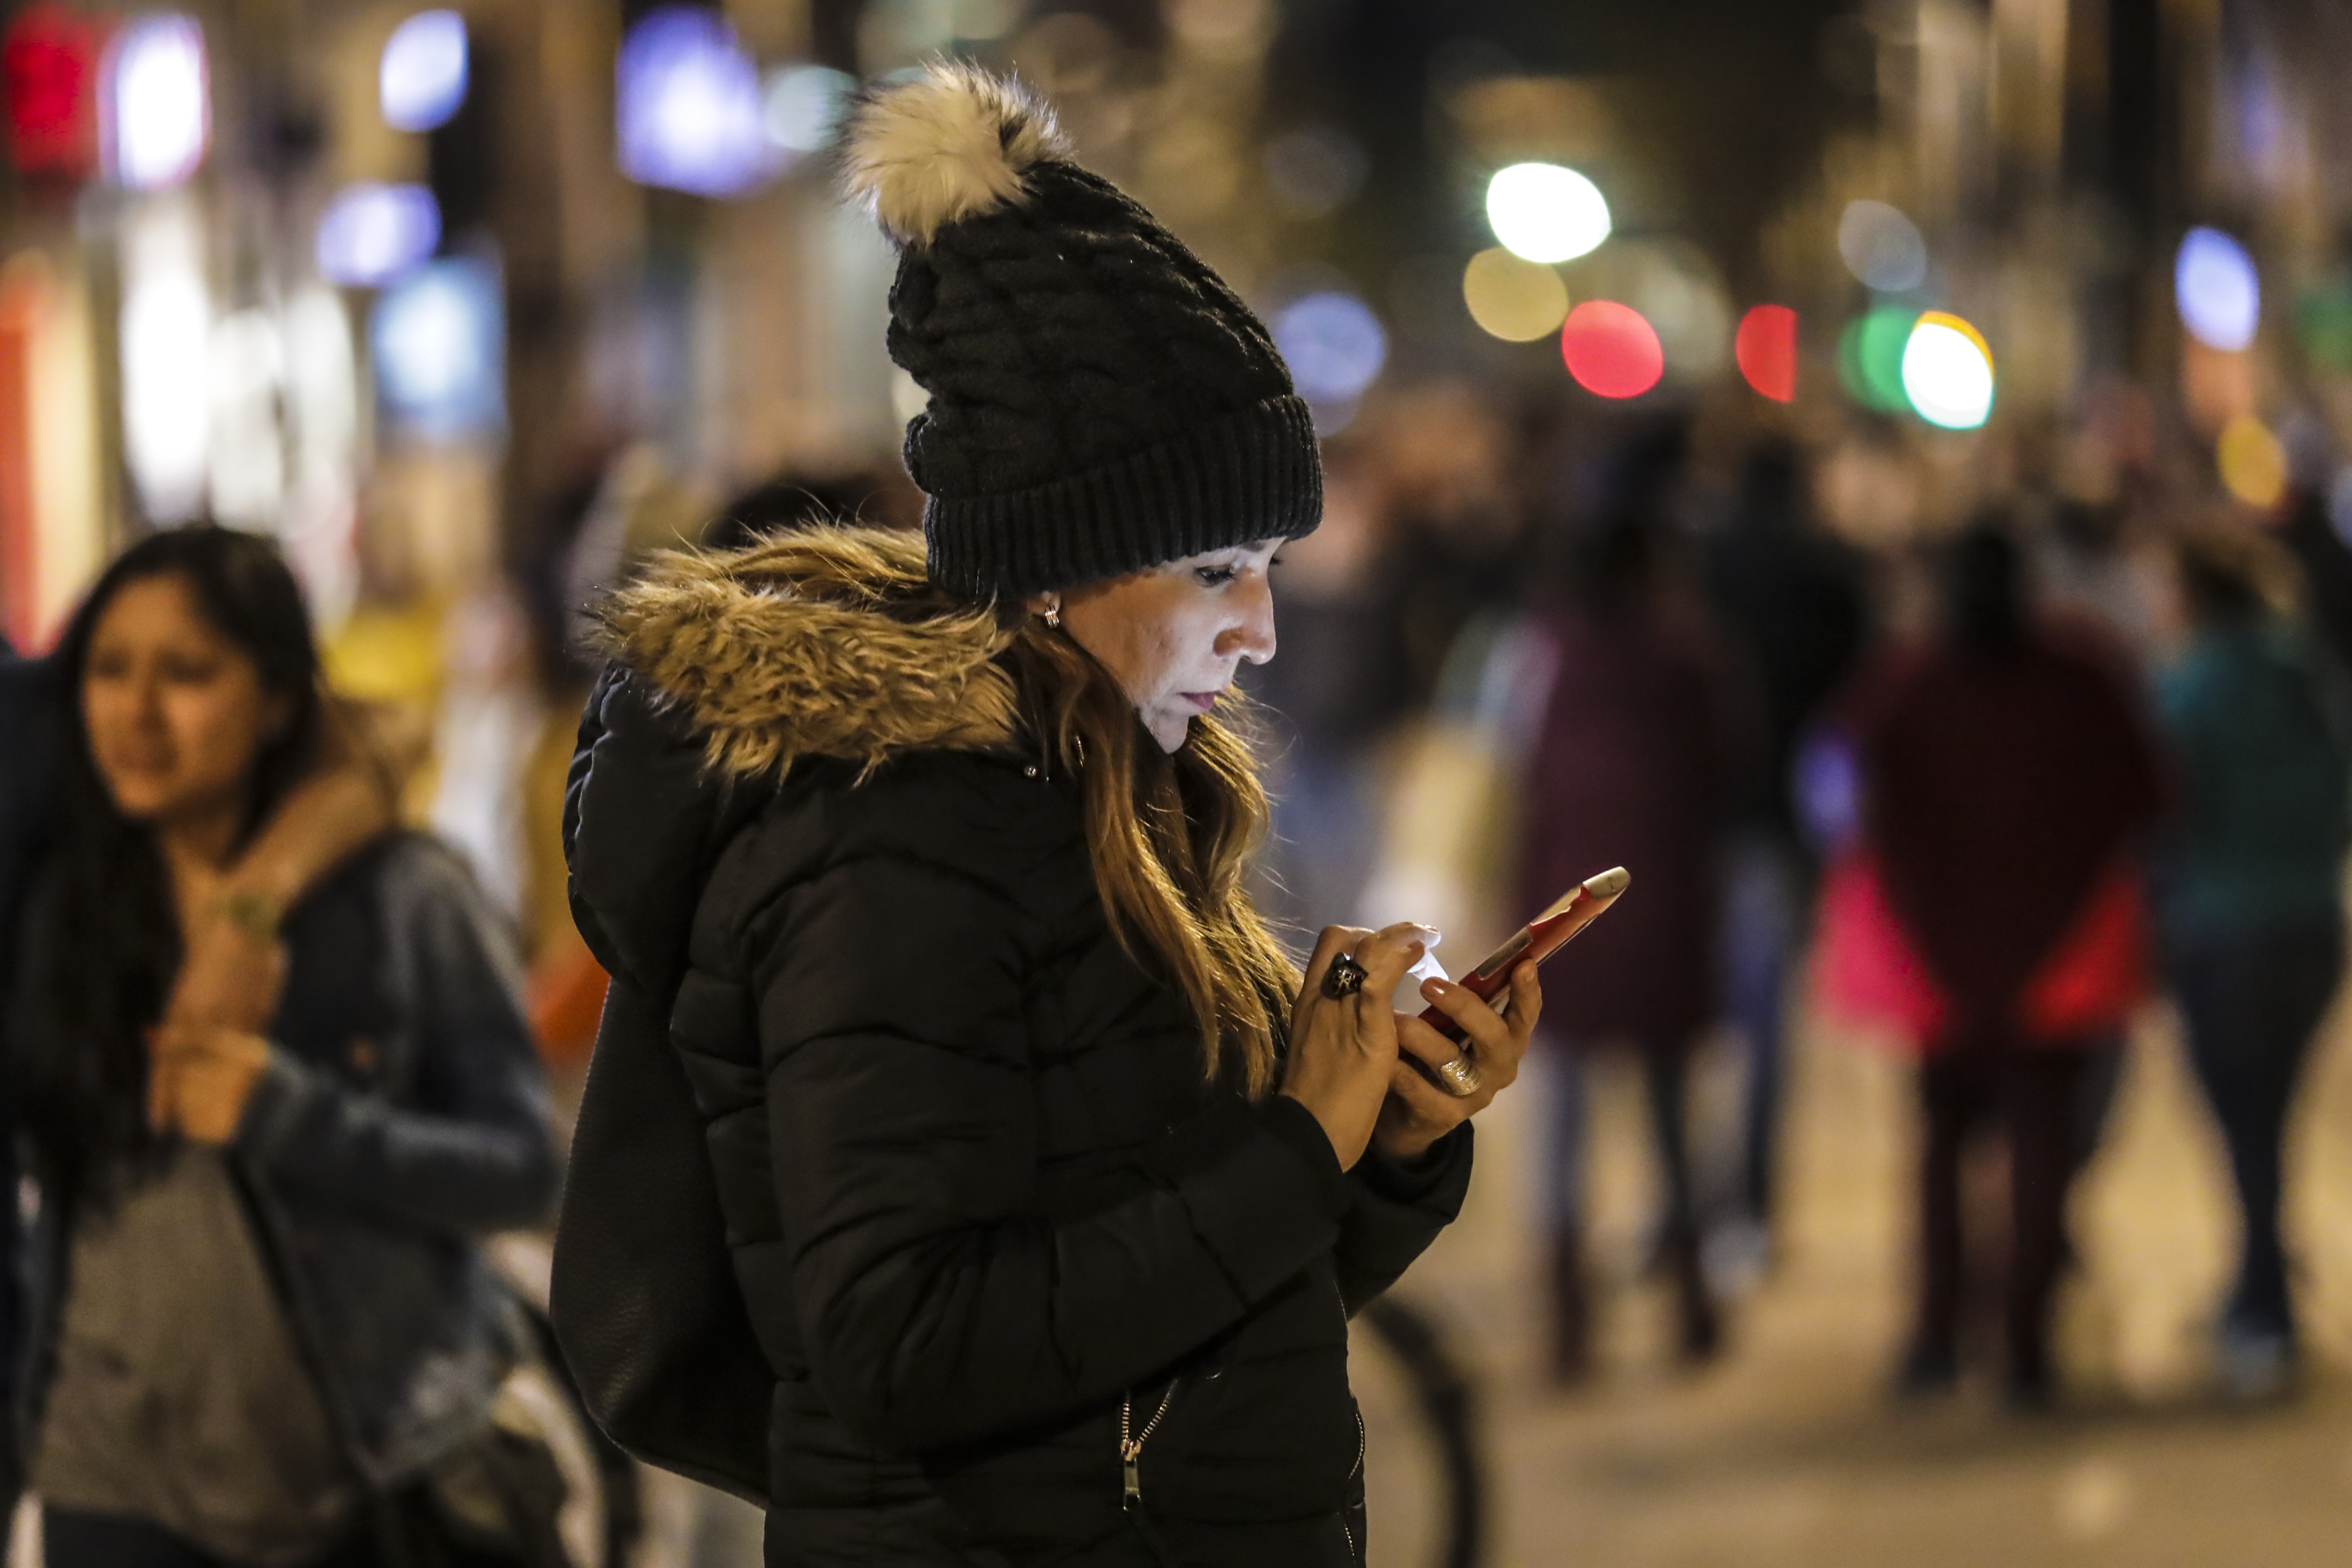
[843,64,1322,602]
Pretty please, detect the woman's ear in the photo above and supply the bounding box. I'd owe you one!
[1024,592,1059,619]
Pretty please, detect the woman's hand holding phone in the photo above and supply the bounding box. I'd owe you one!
[1374,963,1540,1161]
[1285,922,1434,1170]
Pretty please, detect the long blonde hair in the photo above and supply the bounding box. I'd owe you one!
[997,612,1299,1098]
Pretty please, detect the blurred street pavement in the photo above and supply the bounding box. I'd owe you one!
[1354,993,2352,1568]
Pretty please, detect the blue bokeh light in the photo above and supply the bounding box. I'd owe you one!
[1792,728,1861,850]
[316,183,440,287]
[1272,291,1387,411]
[372,257,503,439]
[380,11,468,133]
[617,8,769,198]
[2176,227,2260,352]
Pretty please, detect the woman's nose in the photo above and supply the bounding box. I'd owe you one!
[1219,576,1277,666]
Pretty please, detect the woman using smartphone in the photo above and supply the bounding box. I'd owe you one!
[557,64,1535,1568]
[8,526,559,1567]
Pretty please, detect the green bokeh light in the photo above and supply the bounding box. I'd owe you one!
[1839,306,1916,413]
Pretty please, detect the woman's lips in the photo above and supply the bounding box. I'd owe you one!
[1179,692,1220,713]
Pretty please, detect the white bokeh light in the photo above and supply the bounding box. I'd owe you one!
[1900,314,1995,430]
[107,16,208,190]
[762,64,855,156]
[1837,200,1928,294]
[208,309,285,527]
[120,272,211,518]
[381,11,469,133]
[1485,163,1611,265]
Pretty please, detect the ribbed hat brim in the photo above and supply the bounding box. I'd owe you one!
[924,395,1323,601]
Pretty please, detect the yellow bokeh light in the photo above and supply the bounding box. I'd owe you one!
[2217,415,2288,510]
[1463,248,1569,343]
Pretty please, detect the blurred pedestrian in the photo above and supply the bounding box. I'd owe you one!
[2,619,394,1514]
[6,527,560,1566]
[1850,523,2162,1404]
[1522,499,1735,1378]
[2151,524,2350,1398]
[555,66,1531,1567]
[1700,441,1868,1260]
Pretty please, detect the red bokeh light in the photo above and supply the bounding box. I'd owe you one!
[1560,300,1663,399]
[1736,303,1798,402]
[1,5,105,179]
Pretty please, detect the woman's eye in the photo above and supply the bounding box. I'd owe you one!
[1194,567,1238,587]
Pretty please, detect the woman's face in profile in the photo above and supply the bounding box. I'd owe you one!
[82,573,282,829]
[1054,539,1283,753]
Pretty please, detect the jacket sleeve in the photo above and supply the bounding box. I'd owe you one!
[756,850,1354,1455]
[238,848,560,1235]
[1335,1125,1473,1317]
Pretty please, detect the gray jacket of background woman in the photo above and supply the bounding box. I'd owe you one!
[9,832,560,1497]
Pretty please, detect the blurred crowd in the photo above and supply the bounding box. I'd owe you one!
[1234,377,2352,1412]
[6,366,2352,1565]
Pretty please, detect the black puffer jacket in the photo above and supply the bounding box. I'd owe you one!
[555,530,1470,1568]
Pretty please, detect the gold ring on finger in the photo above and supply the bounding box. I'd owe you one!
[1436,1054,1483,1098]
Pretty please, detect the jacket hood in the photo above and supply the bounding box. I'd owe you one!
[594,526,1026,783]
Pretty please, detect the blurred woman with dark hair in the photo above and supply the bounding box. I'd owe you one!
[7,526,558,1568]
[2153,524,2349,1398]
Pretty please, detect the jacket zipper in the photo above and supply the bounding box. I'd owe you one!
[1119,1380,1179,1511]
[1341,1408,1366,1563]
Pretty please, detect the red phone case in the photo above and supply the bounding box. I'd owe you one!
[1415,867,1630,1044]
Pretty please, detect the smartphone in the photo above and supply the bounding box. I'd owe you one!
[1415,867,1630,1044]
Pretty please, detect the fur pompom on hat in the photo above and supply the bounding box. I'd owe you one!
[842,62,1322,602]
[842,63,1072,246]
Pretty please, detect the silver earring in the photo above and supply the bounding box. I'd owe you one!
[1043,605,1062,630]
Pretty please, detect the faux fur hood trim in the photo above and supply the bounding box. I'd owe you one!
[594,527,1024,782]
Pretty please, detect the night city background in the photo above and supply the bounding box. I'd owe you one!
[8,0,2352,1564]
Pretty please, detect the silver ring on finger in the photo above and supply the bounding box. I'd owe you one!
[1322,952,1369,999]
[1436,1054,1483,1098]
